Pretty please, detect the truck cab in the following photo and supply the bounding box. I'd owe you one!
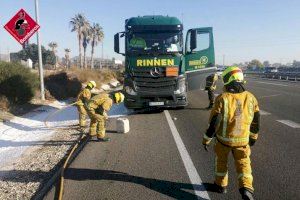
[114,15,216,109]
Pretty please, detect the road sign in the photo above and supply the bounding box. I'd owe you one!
[4,9,40,45]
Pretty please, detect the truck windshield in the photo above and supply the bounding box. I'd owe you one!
[127,31,183,54]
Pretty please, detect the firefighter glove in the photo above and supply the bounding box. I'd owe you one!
[249,138,256,146]
[203,144,209,152]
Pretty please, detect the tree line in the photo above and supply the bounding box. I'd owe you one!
[70,13,104,69]
[11,13,103,70]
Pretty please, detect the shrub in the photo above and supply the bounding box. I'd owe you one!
[0,62,39,105]
[44,72,81,100]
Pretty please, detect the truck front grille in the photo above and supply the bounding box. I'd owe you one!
[132,68,177,92]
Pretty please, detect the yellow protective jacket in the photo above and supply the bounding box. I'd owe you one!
[203,91,260,147]
[77,88,92,106]
[87,93,113,116]
[205,74,218,91]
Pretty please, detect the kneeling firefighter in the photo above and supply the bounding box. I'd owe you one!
[76,81,97,129]
[87,92,125,142]
[202,66,260,200]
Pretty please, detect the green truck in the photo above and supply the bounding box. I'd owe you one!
[114,15,216,109]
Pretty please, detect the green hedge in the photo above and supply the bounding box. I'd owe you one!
[0,61,39,105]
[45,72,81,100]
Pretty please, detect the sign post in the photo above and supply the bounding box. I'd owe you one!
[34,0,45,100]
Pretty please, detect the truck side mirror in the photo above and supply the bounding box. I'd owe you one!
[114,33,120,53]
[190,29,197,51]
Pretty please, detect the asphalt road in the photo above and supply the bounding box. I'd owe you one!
[45,77,300,200]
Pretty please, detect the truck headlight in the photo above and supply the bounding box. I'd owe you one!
[124,86,137,96]
[174,80,186,94]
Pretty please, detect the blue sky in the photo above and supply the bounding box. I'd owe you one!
[0,0,299,64]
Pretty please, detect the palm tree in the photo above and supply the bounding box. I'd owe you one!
[90,23,104,69]
[82,23,91,69]
[48,42,58,69]
[64,48,71,68]
[70,14,89,68]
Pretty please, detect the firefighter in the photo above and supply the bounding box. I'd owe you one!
[202,66,260,200]
[87,92,125,142]
[205,73,219,109]
[76,81,96,129]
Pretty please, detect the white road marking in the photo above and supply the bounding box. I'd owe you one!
[276,120,300,128]
[260,110,271,115]
[164,110,210,200]
[258,94,281,99]
[256,81,289,87]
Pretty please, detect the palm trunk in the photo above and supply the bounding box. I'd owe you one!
[78,32,83,68]
[54,53,57,70]
[83,47,87,69]
[91,42,95,69]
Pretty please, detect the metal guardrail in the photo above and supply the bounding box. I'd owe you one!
[245,71,300,81]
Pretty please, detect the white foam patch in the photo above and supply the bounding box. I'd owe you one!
[108,103,132,118]
[0,101,77,167]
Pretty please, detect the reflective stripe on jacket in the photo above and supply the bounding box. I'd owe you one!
[205,74,218,90]
[210,91,259,147]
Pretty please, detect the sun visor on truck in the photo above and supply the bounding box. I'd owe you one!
[186,67,217,91]
[129,25,183,32]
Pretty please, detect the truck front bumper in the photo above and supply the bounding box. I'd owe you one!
[124,92,188,109]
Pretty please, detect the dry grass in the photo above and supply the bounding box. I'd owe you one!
[66,68,118,89]
[0,95,9,112]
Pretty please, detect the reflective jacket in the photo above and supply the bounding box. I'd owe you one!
[203,91,260,147]
[77,88,92,106]
[87,93,113,115]
[205,74,218,91]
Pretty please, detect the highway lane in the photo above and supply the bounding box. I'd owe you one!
[45,113,200,200]
[45,77,300,200]
[245,76,300,123]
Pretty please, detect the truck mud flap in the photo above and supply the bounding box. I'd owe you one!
[186,67,217,91]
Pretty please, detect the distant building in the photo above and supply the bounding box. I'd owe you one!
[70,56,124,69]
[0,54,10,62]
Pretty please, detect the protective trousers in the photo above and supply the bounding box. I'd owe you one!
[77,105,87,127]
[89,113,106,139]
[214,140,254,192]
[208,89,215,106]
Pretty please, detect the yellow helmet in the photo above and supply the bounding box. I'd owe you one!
[114,92,125,104]
[87,81,96,89]
[222,66,244,85]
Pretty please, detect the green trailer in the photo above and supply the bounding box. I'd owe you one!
[114,15,216,109]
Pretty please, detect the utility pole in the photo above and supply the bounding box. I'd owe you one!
[223,54,225,68]
[35,0,45,100]
[7,48,10,62]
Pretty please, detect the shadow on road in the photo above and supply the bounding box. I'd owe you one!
[184,107,209,111]
[0,139,78,148]
[63,168,208,200]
